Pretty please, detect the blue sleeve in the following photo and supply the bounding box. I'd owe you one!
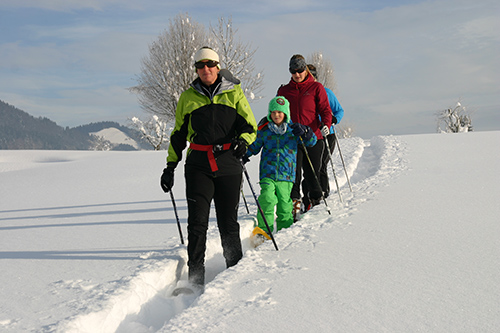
[325,88,344,132]
[246,129,264,157]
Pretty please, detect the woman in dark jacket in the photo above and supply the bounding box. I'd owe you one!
[277,54,332,213]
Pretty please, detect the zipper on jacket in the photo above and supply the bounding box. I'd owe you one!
[275,136,280,180]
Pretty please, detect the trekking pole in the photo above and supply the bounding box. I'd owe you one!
[240,179,250,214]
[241,190,250,214]
[299,138,331,215]
[333,129,353,192]
[241,161,279,251]
[169,191,185,245]
[323,137,343,203]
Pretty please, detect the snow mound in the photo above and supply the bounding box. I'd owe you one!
[91,127,140,150]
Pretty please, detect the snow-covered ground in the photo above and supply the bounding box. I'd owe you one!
[0,132,499,332]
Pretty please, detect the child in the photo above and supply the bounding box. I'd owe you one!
[244,96,317,234]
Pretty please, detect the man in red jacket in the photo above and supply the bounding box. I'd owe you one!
[278,54,332,212]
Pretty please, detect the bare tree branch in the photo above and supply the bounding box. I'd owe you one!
[129,115,172,150]
[210,16,264,102]
[129,14,264,124]
[436,100,474,133]
[129,13,207,120]
[307,51,337,92]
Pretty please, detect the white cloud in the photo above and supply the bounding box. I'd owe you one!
[0,42,68,69]
[0,0,139,12]
[0,0,498,138]
[239,0,499,137]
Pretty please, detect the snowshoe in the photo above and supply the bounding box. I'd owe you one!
[171,287,195,296]
[171,280,204,297]
[250,226,271,248]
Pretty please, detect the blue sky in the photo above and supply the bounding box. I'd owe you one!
[1,0,498,138]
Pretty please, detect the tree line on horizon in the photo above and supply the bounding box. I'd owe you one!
[0,99,150,150]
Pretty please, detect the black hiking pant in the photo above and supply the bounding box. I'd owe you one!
[320,134,336,197]
[185,171,243,285]
[291,139,324,204]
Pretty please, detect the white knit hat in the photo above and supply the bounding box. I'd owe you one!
[194,47,220,64]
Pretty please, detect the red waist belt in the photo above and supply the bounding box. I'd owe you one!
[189,143,232,172]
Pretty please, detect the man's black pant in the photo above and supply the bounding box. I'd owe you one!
[185,171,243,285]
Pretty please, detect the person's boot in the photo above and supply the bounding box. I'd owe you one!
[292,199,301,222]
[310,197,323,207]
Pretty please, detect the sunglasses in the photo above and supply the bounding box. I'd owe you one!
[195,60,219,69]
[289,67,306,74]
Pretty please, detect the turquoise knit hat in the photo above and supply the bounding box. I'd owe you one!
[268,96,291,123]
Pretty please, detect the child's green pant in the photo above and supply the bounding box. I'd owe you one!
[257,178,294,232]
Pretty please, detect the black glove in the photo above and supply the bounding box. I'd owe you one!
[241,154,250,164]
[291,123,313,140]
[160,167,175,193]
[302,126,314,140]
[332,116,338,125]
[290,122,306,137]
[231,138,248,159]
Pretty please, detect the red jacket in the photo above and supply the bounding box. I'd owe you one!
[278,74,332,140]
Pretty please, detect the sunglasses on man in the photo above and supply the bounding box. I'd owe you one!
[195,60,219,69]
[289,67,306,74]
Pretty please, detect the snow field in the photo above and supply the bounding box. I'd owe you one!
[1,132,499,332]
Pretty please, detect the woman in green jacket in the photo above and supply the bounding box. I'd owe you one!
[160,47,257,287]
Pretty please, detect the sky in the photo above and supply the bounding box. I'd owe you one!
[0,0,499,138]
[1,131,499,331]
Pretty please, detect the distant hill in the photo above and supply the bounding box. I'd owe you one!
[71,121,151,150]
[0,99,151,150]
[90,128,141,150]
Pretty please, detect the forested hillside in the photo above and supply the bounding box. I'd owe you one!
[0,100,149,150]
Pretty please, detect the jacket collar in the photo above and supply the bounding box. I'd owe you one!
[192,73,236,99]
[289,73,314,88]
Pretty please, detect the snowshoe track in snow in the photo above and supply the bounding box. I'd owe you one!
[57,136,407,332]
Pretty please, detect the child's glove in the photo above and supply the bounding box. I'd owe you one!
[290,122,306,137]
[290,123,313,140]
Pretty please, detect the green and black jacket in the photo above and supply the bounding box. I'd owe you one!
[167,69,257,176]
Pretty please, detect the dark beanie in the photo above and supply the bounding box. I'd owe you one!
[289,57,307,70]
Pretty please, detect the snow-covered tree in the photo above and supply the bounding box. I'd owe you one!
[89,135,113,151]
[129,14,207,120]
[130,14,263,123]
[307,51,337,92]
[210,16,264,102]
[307,51,354,137]
[130,116,172,151]
[335,122,354,139]
[436,101,473,133]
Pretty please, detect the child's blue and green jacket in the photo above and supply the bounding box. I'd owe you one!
[246,119,317,183]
